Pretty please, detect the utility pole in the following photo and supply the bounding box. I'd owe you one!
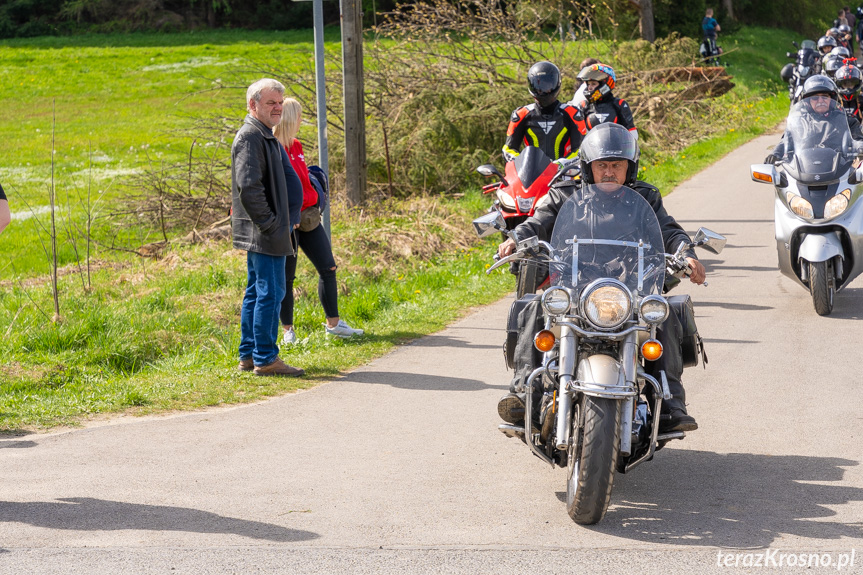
[340,0,366,205]
[311,0,331,237]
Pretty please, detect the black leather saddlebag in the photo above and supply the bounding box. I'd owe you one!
[504,293,542,371]
[667,294,704,368]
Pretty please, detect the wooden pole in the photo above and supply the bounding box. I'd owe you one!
[340,0,366,205]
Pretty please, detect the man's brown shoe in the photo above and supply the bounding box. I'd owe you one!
[238,358,254,372]
[253,357,304,377]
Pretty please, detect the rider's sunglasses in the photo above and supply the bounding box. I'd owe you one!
[810,95,832,101]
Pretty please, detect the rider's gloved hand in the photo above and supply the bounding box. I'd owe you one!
[764,154,778,165]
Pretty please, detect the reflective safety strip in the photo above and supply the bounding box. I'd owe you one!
[525,129,540,147]
[502,145,521,158]
[554,127,568,158]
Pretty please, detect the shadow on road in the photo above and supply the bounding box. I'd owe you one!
[568,450,863,548]
[405,334,500,350]
[0,498,320,542]
[695,301,774,312]
[0,440,37,449]
[825,287,863,320]
[342,371,507,392]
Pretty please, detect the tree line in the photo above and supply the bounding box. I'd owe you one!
[0,0,845,39]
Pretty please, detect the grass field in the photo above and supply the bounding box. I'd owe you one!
[0,25,798,431]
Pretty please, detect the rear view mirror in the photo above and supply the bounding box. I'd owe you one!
[472,211,506,238]
[476,164,506,183]
[693,228,727,255]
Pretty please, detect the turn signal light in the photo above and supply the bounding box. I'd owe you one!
[534,330,556,352]
[752,171,773,183]
[641,339,663,361]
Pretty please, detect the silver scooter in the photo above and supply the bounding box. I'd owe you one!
[751,98,863,315]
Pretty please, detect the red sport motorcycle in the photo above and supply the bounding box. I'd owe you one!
[477,147,576,297]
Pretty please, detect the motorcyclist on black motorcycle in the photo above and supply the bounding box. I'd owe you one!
[836,65,863,123]
[496,123,707,434]
[502,61,585,164]
[765,75,863,164]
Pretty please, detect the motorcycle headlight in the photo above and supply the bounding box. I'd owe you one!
[824,188,852,219]
[786,192,814,219]
[798,65,809,75]
[541,286,571,315]
[639,295,669,324]
[496,190,516,211]
[580,279,632,330]
[517,196,534,213]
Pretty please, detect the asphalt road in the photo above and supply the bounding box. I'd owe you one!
[3,132,863,574]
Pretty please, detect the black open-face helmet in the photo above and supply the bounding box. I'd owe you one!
[818,35,838,52]
[527,61,561,108]
[579,123,640,187]
[835,65,862,96]
[801,74,840,101]
[831,46,852,59]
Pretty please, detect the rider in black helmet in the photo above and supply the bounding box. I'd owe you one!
[818,35,839,56]
[766,75,863,163]
[836,65,863,122]
[502,61,585,163]
[497,123,707,433]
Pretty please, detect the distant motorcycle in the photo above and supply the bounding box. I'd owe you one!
[473,182,725,524]
[751,98,863,315]
[476,147,569,297]
[780,40,819,103]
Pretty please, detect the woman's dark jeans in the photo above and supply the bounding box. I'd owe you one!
[280,223,339,326]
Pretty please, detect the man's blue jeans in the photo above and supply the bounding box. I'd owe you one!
[239,251,287,367]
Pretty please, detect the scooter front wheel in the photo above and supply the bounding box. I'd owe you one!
[809,260,835,316]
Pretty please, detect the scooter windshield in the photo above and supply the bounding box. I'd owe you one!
[781,99,855,183]
[548,184,665,297]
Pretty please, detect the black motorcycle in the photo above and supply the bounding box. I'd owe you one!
[780,40,819,104]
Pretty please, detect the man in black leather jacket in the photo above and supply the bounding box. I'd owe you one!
[232,78,304,378]
[497,123,706,433]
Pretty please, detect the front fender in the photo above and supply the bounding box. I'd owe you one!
[798,231,844,264]
[576,354,623,388]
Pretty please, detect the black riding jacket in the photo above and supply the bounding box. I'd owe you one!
[577,92,638,138]
[503,101,585,162]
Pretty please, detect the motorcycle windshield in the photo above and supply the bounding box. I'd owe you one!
[548,184,665,297]
[781,99,855,184]
[513,146,553,191]
[800,40,817,50]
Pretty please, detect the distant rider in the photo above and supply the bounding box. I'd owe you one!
[502,61,585,164]
[836,65,863,123]
[765,75,863,164]
[497,123,706,434]
[702,8,721,60]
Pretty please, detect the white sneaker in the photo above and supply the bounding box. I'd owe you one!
[282,327,297,345]
[325,319,364,338]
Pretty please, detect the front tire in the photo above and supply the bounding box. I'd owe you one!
[809,260,834,316]
[565,395,622,525]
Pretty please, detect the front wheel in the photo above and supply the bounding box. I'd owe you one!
[565,395,622,525]
[809,260,835,316]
